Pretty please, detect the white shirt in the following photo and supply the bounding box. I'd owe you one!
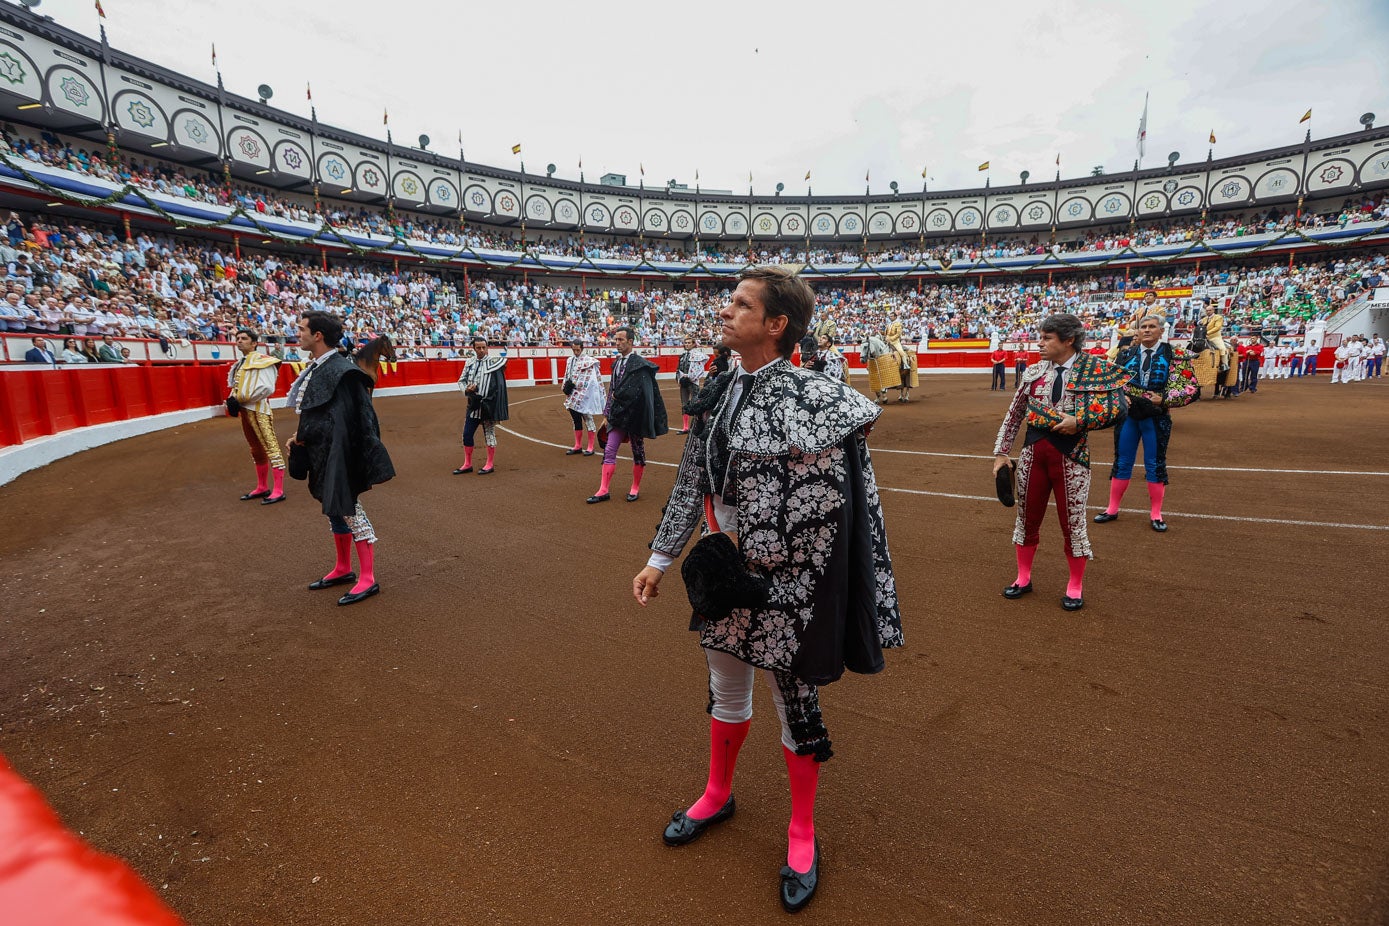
[646,357,772,573]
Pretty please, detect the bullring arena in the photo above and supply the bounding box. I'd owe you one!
[2,2,1389,923]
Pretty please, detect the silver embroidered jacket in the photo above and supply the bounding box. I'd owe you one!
[650,358,904,685]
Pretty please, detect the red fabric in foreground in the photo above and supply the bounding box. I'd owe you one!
[0,754,184,926]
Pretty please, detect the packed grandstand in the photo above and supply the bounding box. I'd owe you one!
[0,5,1384,370]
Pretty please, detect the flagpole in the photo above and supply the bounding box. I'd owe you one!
[578,160,586,254]
[918,168,926,257]
[862,170,869,263]
[693,169,701,260]
[746,172,753,264]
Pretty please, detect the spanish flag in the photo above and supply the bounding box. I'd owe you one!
[921,165,928,178]
[978,161,990,171]
[383,108,389,126]
[805,170,811,181]
[1209,129,1216,144]
[95,0,105,18]
[512,143,522,155]
[1299,108,1312,124]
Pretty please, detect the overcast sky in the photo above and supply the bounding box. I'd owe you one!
[24,0,1389,194]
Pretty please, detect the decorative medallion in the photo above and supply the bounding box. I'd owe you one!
[615,207,635,225]
[238,135,262,160]
[930,212,948,228]
[816,216,833,231]
[558,202,574,219]
[529,198,547,216]
[401,177,419,196]
[471,190,488,208]
[1143,193,1162,210]
[842,215,860,232]
[993,207,1011,223]
[1163,179,1178,194]
[1370,156,1389,178]
[673,212,690,230]
[899,213,917,229]
[0,52,25,86]
[126,99,155,129]
[1268,175,1287,192]
[282,147,304,170]
[958,211,976,227]
[1317,164,1344,185]
[1026,204,1045,220]
[784,216,801,232]
[361,166,382,188]
[1220,180,1242,198]
[757,216,773,232]
[324,158,347,181]
[1102,196,1123,214]
[703,214,720,230]
[59,75,90,108]
[1176,190,1196,206]
[589,206,607,223]
[647,211,665,228]
[497,193,516,212]
[183,117,210,145]
[1067,201,1085,216]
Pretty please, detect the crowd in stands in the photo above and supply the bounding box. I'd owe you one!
[2,203,1383,363]
[5,124,1387,272]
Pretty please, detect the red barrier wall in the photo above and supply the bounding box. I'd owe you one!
[0,346,1341,449]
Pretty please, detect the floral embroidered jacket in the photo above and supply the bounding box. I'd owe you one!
[1113,342,1199,411]
[994,351,1127,468]
[650,359,904,685]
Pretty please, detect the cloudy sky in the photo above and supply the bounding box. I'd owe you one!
[25,0,1389,194]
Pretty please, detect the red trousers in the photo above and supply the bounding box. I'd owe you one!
[1014,437,1092,557]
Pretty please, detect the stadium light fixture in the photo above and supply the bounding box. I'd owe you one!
[890,181,899,194]
[257,84,274,105]
[46,202,63,207]
[255,169,270,175]
[340,188,353,194]
[150,142,168,148]
[18,103,43,110]
[1019,171,1029,184]
[1360,112,1376,130]
[1167,151,1180,168]
[19,0,41,10]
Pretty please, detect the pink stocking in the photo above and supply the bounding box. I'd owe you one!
[350,540,376,595]
[1015,543,1038,587]
[1065,554,1087,599]
[484,447,495,470]
[597,463,615,496]
[1105,478,1130,515]
[324,534,353,581]
[1147,482,1166,520]
[687,718,750,820]
[629,464,645,496]
[783,746,820,874]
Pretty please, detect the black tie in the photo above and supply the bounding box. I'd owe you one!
[728,374,756,429]
[1050,368,1064,405]
[1142,348,1154,387]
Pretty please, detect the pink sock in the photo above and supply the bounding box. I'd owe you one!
[484,447,495,470]
[1015,544,1037,586]
[630,464,645,496]
[251,462,268,494]
[1147,481,1165,520]
[687,718,751,819]
[597,463,615,496]
[682,413,690,431]
[783,746,820,874]
[585,430,596,452]
[324,533,353,581]
[463,446,473,469]
[1065,554,1087,599]
[1106,477,1130,515]
[571,430,583,450]
[267,467,285,500]
[350,540,375,595]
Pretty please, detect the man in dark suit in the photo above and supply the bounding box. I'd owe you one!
[24,337,55,364]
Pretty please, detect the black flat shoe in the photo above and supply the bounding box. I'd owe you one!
[1062,596,1085,611]
[261,495,286,505]
[1093,512,1119,523]
[582,450,595,456]
[477,468,494,475]
[337,583,380,606]
[565,448,582,455]
[308,572,356,591]
[452,466,472,475]
[779,841,819,913]
[586,493,610,504]
[626,493,640,502]
[662,795,735,846]
[1150,519,1168,532]
[240,489,270,501]
[1002,582,1033,599]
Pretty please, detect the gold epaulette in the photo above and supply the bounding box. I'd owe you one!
[243,352,281,370]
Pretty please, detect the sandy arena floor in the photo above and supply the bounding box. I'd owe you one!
[2,373,1387,925]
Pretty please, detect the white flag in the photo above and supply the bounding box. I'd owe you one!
[1136,92,1149,160]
